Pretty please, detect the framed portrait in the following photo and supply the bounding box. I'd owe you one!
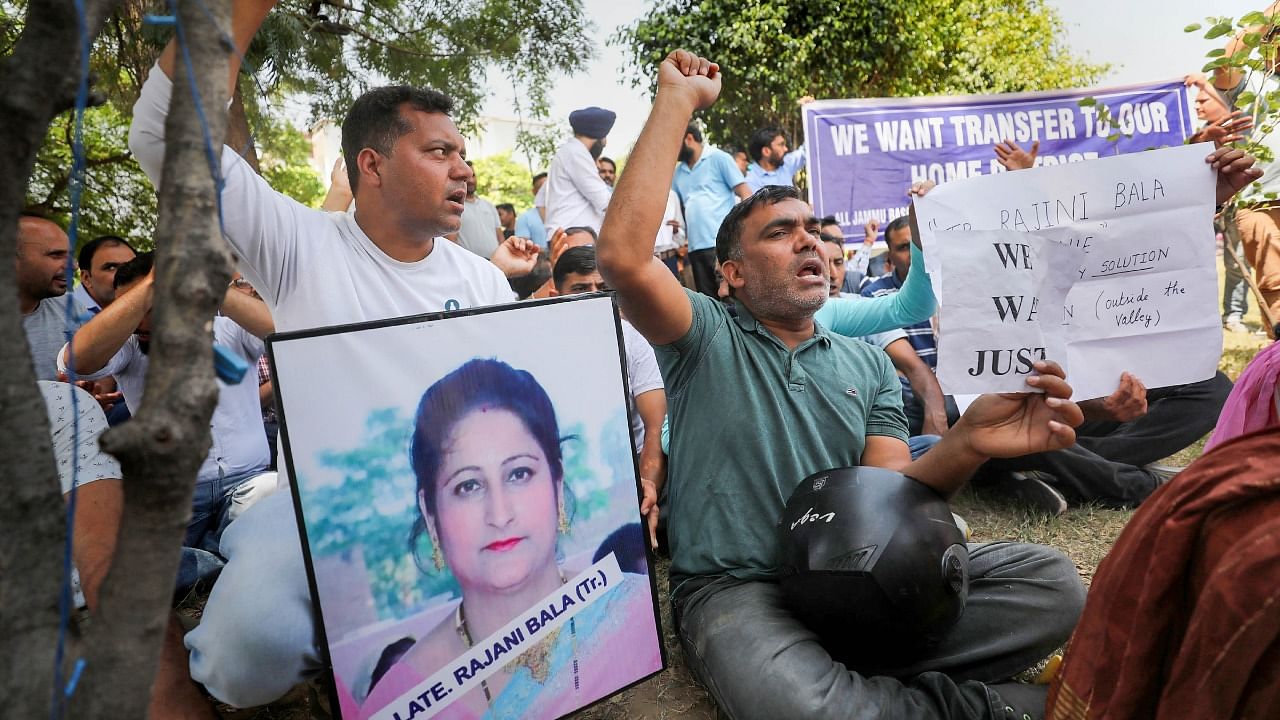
[269,294,666,720]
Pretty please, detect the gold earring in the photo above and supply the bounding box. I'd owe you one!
[426,522,445,571]
[558,496,570,535]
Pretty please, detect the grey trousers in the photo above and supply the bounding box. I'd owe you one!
[673,542,1085,720]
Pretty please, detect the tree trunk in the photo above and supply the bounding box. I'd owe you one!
[0,0,123,715]
[73,0,234,714]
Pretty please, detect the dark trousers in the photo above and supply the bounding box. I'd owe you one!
[673,542,1084,719]
[984,372,1232,507]
[688,248,719,298]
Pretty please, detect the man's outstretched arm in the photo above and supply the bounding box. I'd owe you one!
[597,51,722,345]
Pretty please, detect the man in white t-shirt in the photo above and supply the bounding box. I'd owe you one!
[128,0,538,709]
[549,246,667,547]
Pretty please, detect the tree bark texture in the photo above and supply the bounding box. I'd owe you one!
[72,0,235,715]
[0,0,122,714]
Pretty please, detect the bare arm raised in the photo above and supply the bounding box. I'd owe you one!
[596,51,722,345]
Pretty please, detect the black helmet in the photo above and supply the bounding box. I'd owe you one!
[777,466,969,671]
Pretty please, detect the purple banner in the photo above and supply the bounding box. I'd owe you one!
[804,80,1193,239]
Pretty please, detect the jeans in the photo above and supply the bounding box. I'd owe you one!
[910,434,941,459]
[175,468,278,594]
[983,373,1232,507]
[673,542,1084,719]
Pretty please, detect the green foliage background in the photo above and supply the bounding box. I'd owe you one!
[615,0,1108,149]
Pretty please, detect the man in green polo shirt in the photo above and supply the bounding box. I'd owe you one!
[596,50,1091,720]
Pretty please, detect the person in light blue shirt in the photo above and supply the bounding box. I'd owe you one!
[744,126,806,192]
[515,171,549,248]
[672,122,750,297]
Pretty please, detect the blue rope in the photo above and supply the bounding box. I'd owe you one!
[50,0,93,714]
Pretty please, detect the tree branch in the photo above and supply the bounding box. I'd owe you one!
[72,0,233,714]
[0,0,124,715]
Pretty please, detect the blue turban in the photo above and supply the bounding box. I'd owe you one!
[569,106,616,139]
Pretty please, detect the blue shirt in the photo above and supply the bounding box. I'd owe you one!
[744,145,807,192]
[861,272,937,369]
[514,207,547,249]
[672,146,747,252]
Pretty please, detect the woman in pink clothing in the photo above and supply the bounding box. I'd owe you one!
[340,358,661,720]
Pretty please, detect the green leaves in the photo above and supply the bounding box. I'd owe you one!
[614,0,1104,148]
[1205,21,1235,39]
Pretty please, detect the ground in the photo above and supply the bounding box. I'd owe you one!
[212,273,1270,719]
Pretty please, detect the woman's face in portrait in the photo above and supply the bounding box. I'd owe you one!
[426,407,560,593]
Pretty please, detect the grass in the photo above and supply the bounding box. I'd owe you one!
[220,268,1270,719]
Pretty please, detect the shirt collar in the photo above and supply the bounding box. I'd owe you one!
[732,299,831,348]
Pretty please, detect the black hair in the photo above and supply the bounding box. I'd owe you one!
[113,251,154,289]
[341,86,455,192]
[552,245,598,290]
[819,215,839,227]
[684,122,703,144]
[407,359,573,569]
[597,156,616,170]
[531,171,548,189]
[592,523,647,575]
[747,127,784,163]
[507,256,551,300]
[563,226,598,242]
[715,184,803,265]
[78,235,135,271]
[495,203,515,215]
[884,216,912,247]
[819,232,844,247]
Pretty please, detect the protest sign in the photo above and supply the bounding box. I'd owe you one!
[933,230,1084,394]
[269,295,665,720]
[803,80,1193,242]
[916,142,1220,400]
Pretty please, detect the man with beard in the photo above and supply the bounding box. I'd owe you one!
[673,121,751,296]
[545,105,616,235]
[598,48,1095,719]
[17,214,87,381]
[59,252,279,584]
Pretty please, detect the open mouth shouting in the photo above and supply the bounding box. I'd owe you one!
[795,256,827,287]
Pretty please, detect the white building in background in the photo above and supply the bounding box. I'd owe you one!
[305,114,558,186]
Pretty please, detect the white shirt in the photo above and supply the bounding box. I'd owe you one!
[130,66,515,335]
[653,190,687,255]
[457,196,501,259]
[621,319,664,450]
[544,138,612,234]
[59,317,271,483]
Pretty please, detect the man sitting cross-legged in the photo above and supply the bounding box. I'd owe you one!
[59,252,279,590]
[595,49,1090,719]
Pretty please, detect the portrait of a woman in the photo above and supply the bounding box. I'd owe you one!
[339,358,661,720]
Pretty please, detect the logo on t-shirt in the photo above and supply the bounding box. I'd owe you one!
[845,387,858,397]
[444,299,461,311]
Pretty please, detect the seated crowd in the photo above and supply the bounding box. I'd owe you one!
[19,2,1280,718]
